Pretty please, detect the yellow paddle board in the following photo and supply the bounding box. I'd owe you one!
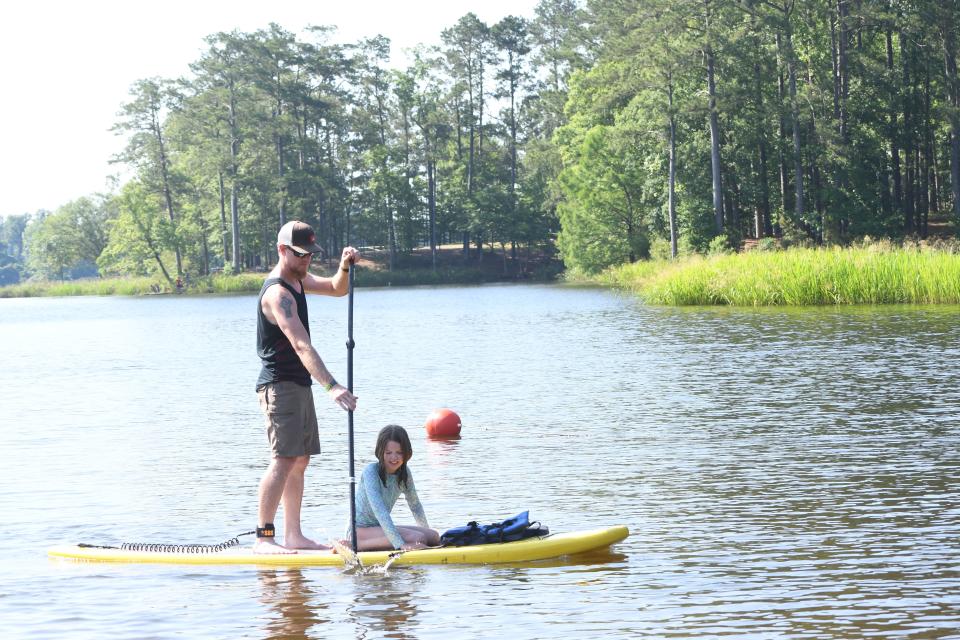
[48,526,628,567]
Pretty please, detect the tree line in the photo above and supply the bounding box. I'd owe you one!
[3,0,959,285]
[557,0,960,271]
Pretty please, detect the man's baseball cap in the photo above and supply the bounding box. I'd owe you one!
[277,221,323,254]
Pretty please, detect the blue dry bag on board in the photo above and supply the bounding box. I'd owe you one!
[440,511,549,547]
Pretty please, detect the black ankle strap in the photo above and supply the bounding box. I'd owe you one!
[256,523,276,539]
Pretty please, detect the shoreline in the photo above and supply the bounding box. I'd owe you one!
[0,264,563,299]
[5,243,960,306]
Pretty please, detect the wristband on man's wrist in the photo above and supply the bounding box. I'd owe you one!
[340,265,350,272]
[324,379,337,392]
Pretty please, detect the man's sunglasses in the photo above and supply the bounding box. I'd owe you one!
[286,246,315,259]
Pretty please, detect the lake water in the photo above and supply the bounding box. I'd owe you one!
[1,284,958,639]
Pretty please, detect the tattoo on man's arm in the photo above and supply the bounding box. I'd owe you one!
[279,295,294,319]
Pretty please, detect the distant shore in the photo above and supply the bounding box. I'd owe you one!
[0,247,563,298]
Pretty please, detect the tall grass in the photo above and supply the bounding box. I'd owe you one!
[193,273,264,294]
[0,276,162,298]
[0,274,267,298]
[602,245,960,306]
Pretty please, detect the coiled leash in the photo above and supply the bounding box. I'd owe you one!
[78,529,258,554]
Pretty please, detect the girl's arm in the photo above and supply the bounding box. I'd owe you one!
[403,469,430,529]
[361,464,406,549]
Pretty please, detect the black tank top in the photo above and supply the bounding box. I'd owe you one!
[256,278,311,389]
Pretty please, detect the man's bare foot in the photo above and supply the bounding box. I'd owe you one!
[253,538,297,555]
[284,534,331,551]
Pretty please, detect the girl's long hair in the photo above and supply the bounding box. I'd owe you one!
[375,424,413,488]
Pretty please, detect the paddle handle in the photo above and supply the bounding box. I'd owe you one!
[347,264,358,552]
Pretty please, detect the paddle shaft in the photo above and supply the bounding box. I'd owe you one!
[346,265,358,552]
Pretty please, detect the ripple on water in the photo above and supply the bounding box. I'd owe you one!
[2,292,959,638]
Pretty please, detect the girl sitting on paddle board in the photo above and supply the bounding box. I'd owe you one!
[350,425,440,551]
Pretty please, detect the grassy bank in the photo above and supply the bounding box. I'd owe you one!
[0,276,163,298]
[0,265,549,298]
[598,244,960,305]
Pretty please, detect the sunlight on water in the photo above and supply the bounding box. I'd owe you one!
[2,287,959,638]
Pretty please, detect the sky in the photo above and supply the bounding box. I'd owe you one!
[0,0,539,218]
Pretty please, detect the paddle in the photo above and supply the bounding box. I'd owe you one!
[346,262,358,552]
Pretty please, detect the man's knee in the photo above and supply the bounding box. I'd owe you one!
[270,455,304,473]
[275,454,310,473]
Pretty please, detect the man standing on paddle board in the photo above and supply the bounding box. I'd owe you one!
[255,220,358,554]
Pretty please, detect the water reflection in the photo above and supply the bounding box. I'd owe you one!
[257,569,330,640]
[423,436,461,463]
[492,549,630,571]
[348,570,425,639]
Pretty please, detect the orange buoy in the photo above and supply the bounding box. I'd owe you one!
[425,408,462,438]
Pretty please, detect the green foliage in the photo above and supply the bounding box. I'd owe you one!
[0,256,23,286]
[97,181,175,281]
[1,214,30,260]
[593,257,665,290]
[24,197,113,280]
[708,234,733,255]
[556,123,652,273]
[0,214,30,284]
[648,236,675,261]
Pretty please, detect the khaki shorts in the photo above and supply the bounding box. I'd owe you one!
[257,381,322,457]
